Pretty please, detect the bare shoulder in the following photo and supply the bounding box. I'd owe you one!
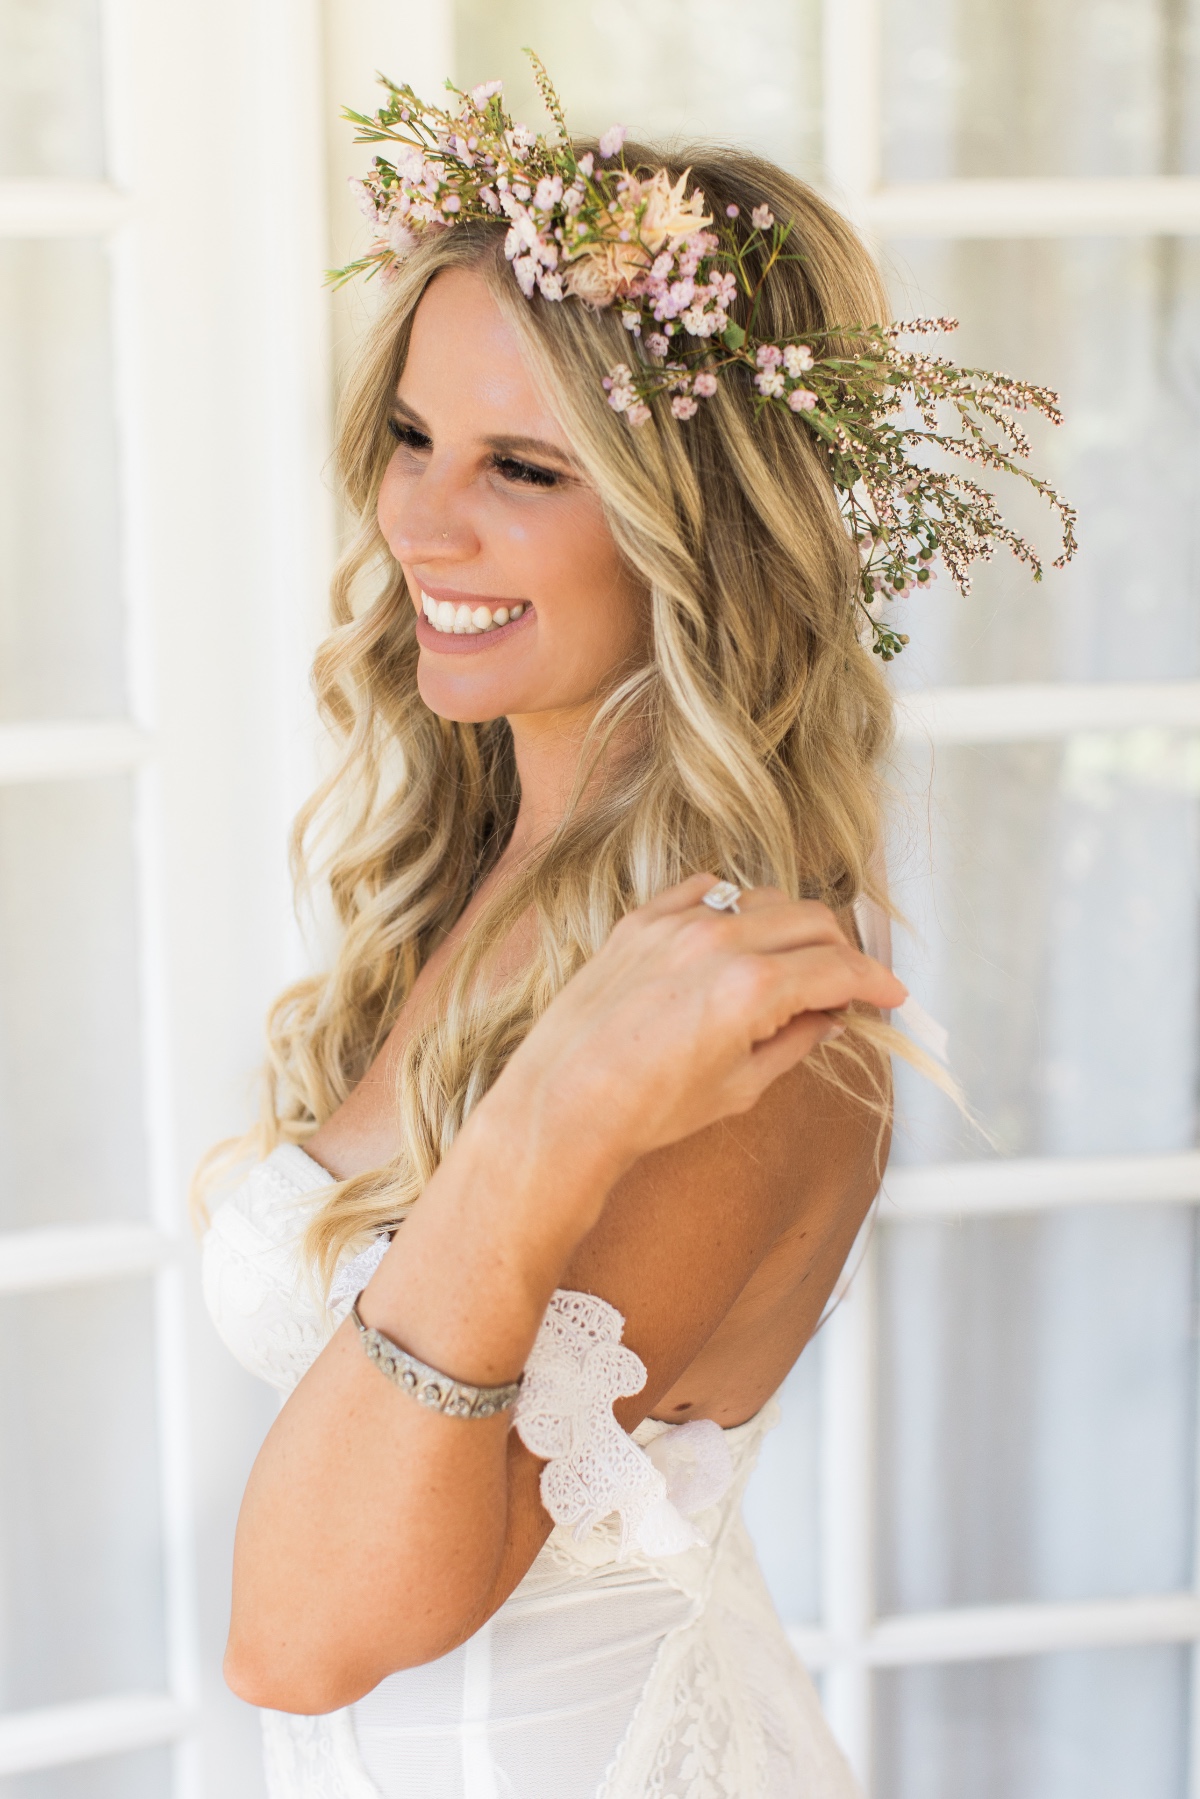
[562,1026,890,1427]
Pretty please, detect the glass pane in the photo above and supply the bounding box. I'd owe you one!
[881,0,1200,180]
[0,1280,166,1709]
[874,1646,1189,1799]
[0,0,106,180]
[0,1749,172,1799]
[889,736,1200,1163]
[0,778,147,1230]
[876,1206,1196,1612]
[0,240,125,722]
[454,0,823,178]
[743,1340,822,1625]
[879,238,1200,689]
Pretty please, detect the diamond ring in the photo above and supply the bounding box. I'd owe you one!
[702,880,743,915]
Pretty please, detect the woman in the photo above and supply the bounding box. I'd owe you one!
[202,70,1065,1799]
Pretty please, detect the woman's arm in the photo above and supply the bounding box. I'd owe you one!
[224,879,903,1712]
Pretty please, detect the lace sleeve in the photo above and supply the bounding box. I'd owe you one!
[513,1289,732,1559]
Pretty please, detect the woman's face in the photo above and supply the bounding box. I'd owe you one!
[377,264,649,726]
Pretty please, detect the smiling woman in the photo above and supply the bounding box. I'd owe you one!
[193,77,991,1799]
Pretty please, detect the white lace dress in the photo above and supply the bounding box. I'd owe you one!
[202,1143,860,1799]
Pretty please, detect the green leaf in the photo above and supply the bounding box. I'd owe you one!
[722,323,746,350]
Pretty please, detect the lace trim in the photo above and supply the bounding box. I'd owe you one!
[514,1290,733,1559]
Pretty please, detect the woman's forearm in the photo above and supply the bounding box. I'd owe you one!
[225,1063,627,1711]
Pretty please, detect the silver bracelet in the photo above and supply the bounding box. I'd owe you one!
[350,1302,523,1419]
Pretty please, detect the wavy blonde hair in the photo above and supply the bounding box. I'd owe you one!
[234,143,919,1284]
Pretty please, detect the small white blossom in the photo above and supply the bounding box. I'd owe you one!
[787,387,818,411]
[626,401,652,426]
[599,124,627,159]
[755,369,786,398]
[751,204,774,230]
[471,80,503,107]
[783,343,814,376]
[671,394,699,419]
[693,372,718,398]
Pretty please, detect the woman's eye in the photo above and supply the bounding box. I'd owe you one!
[387,419,430,451]
[493,455,561,489]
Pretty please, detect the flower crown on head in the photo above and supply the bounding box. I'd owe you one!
[335,53,1077,659]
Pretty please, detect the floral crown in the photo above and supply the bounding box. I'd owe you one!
[336,54,1077,659]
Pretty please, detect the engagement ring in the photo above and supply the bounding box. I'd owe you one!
[702,881,743,915]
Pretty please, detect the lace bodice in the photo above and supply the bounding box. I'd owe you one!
[202,1147,860,1798]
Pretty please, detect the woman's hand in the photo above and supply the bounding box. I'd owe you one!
[494,875,906,1197]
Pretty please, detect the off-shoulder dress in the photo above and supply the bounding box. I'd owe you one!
[202,1143,860,1798]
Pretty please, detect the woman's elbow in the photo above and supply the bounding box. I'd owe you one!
[223,1613,482,1714]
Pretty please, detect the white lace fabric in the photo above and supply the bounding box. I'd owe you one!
[203,1146,861,1799]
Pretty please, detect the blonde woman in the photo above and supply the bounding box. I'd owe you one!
[202,72,1067,1799]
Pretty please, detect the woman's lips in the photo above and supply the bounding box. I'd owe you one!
[414,604,536,655]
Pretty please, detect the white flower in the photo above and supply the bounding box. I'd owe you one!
[755,369,786,398]
[783,343,814,376]
[385,216,418,255]
[511,254,537,297]
[751,204,775,230]
[787,387,818,411]
[537,270,564,301]
[646,333,669,357]
[626,401,652,426]
[599,124,627,159]
[671,394,698,419]
[348,177,379,221]
[471,80,503,107]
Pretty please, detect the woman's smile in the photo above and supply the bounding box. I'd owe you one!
[414,590,536,654]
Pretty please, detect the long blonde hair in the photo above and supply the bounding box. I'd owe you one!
[248,144,910,1283]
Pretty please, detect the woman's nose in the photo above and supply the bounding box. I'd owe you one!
[380,462,478,564]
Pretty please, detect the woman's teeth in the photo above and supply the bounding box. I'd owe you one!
[421,592,526,635]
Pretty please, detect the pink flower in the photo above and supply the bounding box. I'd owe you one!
[671,394,699,419]
[783,343,814,376]
[626,402,652,426]
[693,371,718,397]
[599,124,627,159]
[787,387,818,411]
[471,80,503,107]
[576,152,594,177]
[751,204,774,230]
[756,344,783,369]
[755,369,785,398]
[646,332,669,357]
[726,203,740,217]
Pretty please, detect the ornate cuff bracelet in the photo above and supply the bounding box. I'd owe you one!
[350,1302,523,1419]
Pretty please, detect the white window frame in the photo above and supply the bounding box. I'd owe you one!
[0,0,333,1788]
[817,2,1200,1789]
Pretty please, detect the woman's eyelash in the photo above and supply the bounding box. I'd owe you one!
[492,455,561,489]
[387,418,430,450]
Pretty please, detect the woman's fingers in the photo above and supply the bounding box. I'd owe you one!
[730,942,906,1039]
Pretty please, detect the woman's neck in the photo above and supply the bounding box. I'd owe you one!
[503,700,632,859]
